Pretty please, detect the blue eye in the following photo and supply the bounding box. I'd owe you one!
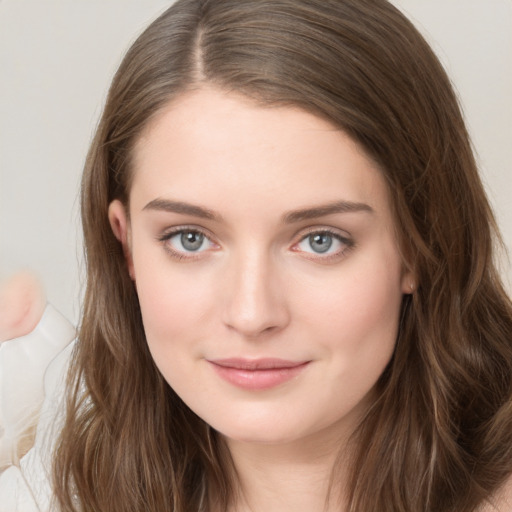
[163,229,213,254]
[306,233,334,253]
[295,231,350,257]
[179,231,206,251]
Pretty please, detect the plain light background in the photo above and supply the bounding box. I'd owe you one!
[0,1,511,323]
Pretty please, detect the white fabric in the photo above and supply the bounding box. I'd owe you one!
[0,305,75,511]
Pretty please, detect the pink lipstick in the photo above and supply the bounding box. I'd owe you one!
[207,358,309,390]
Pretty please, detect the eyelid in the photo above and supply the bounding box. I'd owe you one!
[292,225,353,243]
[157,225,219,259]
[157,224,215,241]
[290,226,354,261]
[156,224,353,262]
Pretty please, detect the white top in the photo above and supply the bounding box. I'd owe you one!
[0,305,75,511]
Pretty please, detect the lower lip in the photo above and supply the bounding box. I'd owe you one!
[208,362,310,390]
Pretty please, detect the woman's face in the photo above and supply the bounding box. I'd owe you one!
[109,88,412,446]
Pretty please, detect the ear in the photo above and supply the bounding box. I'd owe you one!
[400,266,416,295]
[108,200,135,280]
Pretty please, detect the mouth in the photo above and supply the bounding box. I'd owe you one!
[207,358,310,390]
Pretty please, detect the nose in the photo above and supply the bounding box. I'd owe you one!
[222,249,290,339]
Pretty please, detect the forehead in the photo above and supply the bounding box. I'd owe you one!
[130,87,391,219]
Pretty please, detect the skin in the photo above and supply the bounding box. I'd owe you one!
[0,272,46,343]
[0,88,509,511]
[109,87,414,511]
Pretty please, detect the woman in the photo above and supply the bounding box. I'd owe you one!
[1,0,512,510]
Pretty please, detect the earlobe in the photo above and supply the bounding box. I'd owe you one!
[108,200,135,280]
[401,268,416,295]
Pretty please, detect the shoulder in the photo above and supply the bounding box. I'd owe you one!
[478,474,512,512]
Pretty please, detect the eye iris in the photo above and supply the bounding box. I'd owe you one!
[309,233,333,253]
[181,231,204,251]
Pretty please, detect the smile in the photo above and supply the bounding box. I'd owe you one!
[207,358,310,390]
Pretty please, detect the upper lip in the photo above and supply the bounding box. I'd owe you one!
[208,358,309,370]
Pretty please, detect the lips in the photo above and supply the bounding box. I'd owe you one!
[207,358,310,390]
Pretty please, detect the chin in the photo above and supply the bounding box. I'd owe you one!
[220,428,304,446]
[209,413,327,447]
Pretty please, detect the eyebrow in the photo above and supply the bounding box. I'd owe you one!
[142,198,220,220]
[282,200,374,223]
[142,198,373,223]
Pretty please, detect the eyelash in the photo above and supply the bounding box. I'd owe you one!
[291,228,354,262]
[157,226,218,261]
[157,226,354,262]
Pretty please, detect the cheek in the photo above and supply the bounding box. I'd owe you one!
[304,253,402,328]
[133,266,213,395]
[294,260,403,422]
[135,268,210,343]
[129,236,213,349]
[295,247,404,376]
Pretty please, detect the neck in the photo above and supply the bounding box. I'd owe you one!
[222,426,353,512]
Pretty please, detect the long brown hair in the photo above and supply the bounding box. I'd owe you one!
[53,1,512,510]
